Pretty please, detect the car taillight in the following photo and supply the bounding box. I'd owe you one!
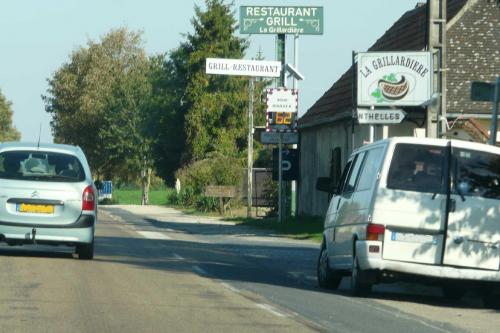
[82,185,95,211]
[367,223,385,241]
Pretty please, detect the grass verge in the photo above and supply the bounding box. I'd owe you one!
[108,189,176,205]
[225,215,324,243]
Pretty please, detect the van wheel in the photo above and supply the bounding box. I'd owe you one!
[351,254,372,296]
[442,285,465,300]
[76,240,94,260]
[317,243,341,289]
[482,293,500,309]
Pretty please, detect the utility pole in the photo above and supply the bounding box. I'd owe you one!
[427,0,447,138]
[247,78,254,218]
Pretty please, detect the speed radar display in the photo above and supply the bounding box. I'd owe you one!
[265,88,298,133]
[266,112,297,132]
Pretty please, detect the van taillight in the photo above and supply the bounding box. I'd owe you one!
[82,185,95,211]
[367,223,385,241]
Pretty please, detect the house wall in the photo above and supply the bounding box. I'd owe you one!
[298,118,418,217]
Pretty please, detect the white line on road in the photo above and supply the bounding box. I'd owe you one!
[136,231,171,240]
[172,253,184,260]
[255,303,288,318]
[219,282,240,294]
[192,265,208,276]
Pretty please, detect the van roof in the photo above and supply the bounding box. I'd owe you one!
[353,137,500,154]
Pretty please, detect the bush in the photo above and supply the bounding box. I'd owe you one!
[174,155,244,212]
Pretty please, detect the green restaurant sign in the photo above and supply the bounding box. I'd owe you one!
[239,6,323,35]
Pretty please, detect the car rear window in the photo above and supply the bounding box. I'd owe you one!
[387,144,446,194]
[0,150,85,182]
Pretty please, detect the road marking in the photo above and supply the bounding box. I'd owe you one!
[255,303,288,318]
[192,265,208,276]
[172,253,184,260]
[219,282,240,294]
[343,296,452,333]
[136,231,171,240]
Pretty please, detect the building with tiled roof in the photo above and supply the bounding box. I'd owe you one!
[298,0,499,216]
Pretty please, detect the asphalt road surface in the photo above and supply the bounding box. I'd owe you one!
[0,205,498,332]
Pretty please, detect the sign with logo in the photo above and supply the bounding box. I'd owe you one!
[272,148,299,181]
[266,88,298,113]
[260,132,299,144]
[206,58,281,77]
[357,52,432,107]
[240,6,323,35]
[357,109,407,124]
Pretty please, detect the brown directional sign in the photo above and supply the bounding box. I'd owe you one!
[204,186,236,198]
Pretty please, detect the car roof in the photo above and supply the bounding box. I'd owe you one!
[0,141,82,156]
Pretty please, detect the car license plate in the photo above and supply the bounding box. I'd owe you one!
[17,203,54,214]
[391,231,437,245]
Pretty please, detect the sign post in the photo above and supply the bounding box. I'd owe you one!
[206,58,281,218]
[239,5,322,221]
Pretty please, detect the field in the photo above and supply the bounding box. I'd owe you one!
[110,188,176,205]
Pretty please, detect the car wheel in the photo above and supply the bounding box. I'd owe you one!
[76,240,94,260]
[442,285,465,300]
[317,243,341,289]
[350,253,372,296]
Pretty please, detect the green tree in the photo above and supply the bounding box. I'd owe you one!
[44,28,155,204]
[0,89,21,141]
[152,0,251,185]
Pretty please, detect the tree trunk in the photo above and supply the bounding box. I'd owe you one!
[141,164,151,206]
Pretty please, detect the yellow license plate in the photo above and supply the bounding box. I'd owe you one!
[17,203,54,214]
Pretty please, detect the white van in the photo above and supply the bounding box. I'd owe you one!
[317,137,500,307]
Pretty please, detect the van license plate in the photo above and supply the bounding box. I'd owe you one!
[391,232,437,244]
[17,203,54,214]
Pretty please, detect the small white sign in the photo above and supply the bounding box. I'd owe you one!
[357,109,406,124]
[357,51,432,107]
[206,58,281,77]
[266,88,298,113]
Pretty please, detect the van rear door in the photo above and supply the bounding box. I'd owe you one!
[375,142,448,265]
[443,143,500,270]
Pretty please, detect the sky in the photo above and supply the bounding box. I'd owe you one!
[0,0,421,143]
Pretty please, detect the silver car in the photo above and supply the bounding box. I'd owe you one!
[0,142,96,259]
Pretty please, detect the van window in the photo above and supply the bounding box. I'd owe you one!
[336,160,353,194]
[387,144,445,194]
[454,148,500,200]
[343,152,366,194]
[357,148,384,191]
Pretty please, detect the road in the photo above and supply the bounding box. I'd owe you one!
[0,205,498,332]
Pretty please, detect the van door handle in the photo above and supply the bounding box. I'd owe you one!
[449,199,456,213]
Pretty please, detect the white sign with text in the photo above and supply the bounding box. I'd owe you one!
[206,58,281,77]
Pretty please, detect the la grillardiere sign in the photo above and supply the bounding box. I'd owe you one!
[357,51,433,107]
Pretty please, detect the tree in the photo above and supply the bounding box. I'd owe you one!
[44,28,155,204]
[0,89,21,142]
[152,0,251,186]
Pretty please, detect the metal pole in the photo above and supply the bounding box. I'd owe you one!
[247,78,254,218]
[291,33,299,217]
[278,133,283,223]
[489,77,500,145]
